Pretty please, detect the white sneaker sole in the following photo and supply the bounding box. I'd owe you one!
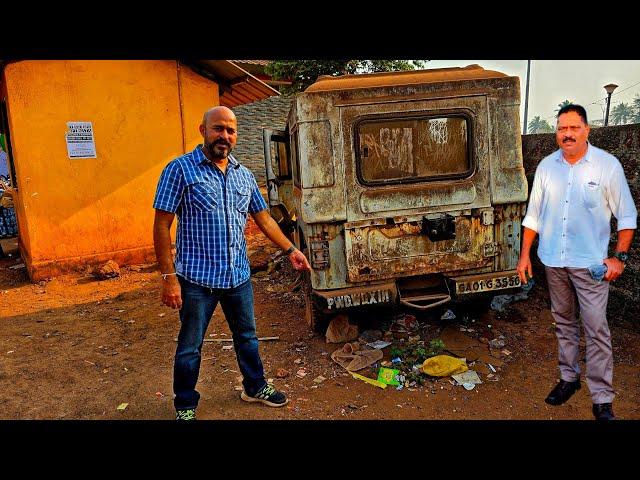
[240,390,289,408]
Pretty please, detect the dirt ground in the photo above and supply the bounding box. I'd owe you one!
[1,228,639,421]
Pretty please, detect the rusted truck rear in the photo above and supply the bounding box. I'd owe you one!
[263,65,528,330]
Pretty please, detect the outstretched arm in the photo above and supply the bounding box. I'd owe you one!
[251,209,310,271]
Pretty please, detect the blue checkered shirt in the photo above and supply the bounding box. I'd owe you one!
[153,145,268,288]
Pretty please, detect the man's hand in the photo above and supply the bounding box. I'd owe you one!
[161,276,183,309]
[603,257,625,282]
[516,255,533,285]
[289,249,311,271]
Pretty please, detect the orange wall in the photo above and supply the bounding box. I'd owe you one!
[3,60,219,276]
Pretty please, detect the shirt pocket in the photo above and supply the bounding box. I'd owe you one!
[189,183,218,211]
[582,181,601,209]
[235,185,252,213]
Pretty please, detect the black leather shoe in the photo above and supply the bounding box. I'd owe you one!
[592,403,615,420]
[544,379,581,405]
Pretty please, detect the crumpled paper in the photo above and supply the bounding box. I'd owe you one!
[325,314,359,343]
[331,341,383,372]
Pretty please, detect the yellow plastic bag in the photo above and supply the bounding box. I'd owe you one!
[422,355,468,377]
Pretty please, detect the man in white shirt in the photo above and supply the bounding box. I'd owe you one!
[517,104,636,420]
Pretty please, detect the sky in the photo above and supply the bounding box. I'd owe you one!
[424,60,640,131]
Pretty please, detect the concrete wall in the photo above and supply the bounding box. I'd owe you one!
[233,94,293,183]
[522,124,640,324]
[2,60,219,280]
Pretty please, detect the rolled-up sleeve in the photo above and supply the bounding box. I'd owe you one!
[607,162,637,231]
[522,168,544,233]
[153,161,185,213]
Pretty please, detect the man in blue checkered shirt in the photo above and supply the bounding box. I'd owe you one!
[153,106,310,421]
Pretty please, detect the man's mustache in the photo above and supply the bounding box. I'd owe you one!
[211,140,231,148]
[562,137,575,143]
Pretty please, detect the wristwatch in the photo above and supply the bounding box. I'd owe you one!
[284,245,296,255]
[613,251,629,263]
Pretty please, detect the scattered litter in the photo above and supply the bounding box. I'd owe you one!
[490,280,534,311]
[7,350,14,354]
[377,367,401,386]
[391,357,402,364]
[422,355,468,377]
[488,363,497,373]
[155,391,164,398]
[441,309,456,320]
[234,386,243,391]
[321,351,328,356]
[366,340,392,350]
[350,371,387,389]
[294,358,302,364]
[396,384,404,391]
[359,329,383,343]
[84,360,95,366]
[331,341,383,372]
[489,338,506,349]
[296,368,307,378]
[501,349,512,356]
[462,383,475,390]
[267,378,274,384]
[325,314,359,343]
[276,368,290,378]
[199,336,279,343]
[117,309,125,313]
[116,403,128,411]
[452,370,482,386]
[8,263,25,270]
[221,345,233,351]
[313,375,326,384]
[158,313,165,317]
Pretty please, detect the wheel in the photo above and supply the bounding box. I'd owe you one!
[302,269,331,333]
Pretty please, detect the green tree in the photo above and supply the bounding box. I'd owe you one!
[528,116,554,134]
[554,99,573,113]
[610,102,634,125]
[632,94,640,123]
[265,60,429,94]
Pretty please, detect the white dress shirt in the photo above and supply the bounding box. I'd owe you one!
[522,144,637,268]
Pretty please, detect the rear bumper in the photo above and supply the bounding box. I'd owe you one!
[311,269,522,314]
[312,282,398,314]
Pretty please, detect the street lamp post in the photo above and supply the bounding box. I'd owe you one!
[604,83,618,126]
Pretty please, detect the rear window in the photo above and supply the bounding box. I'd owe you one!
[356,115,472,185]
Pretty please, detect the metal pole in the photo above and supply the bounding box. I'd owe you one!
[605,92,612,126]
[523,60,531,134]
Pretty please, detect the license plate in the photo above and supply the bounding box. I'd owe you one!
[454,273,521,295]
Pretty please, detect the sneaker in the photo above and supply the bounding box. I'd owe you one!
[240,383,289,407]
[175,408,196,421]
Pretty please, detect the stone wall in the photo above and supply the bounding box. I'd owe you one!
[233,95,293,184]
[522,124,640,325]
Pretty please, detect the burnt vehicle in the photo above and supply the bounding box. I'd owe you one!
[263,65,528,330]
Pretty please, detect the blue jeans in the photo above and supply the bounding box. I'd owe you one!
[174,276,266,411]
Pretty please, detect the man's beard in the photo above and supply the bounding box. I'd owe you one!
[206,140,232,160]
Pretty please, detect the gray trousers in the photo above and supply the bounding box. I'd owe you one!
[544,266,614,404]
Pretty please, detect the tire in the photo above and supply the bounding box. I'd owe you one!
[302,269,331,334]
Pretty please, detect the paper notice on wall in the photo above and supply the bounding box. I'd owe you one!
[65,121,97,159]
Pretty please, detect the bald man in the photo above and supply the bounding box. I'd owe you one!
[153,106,310,420]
